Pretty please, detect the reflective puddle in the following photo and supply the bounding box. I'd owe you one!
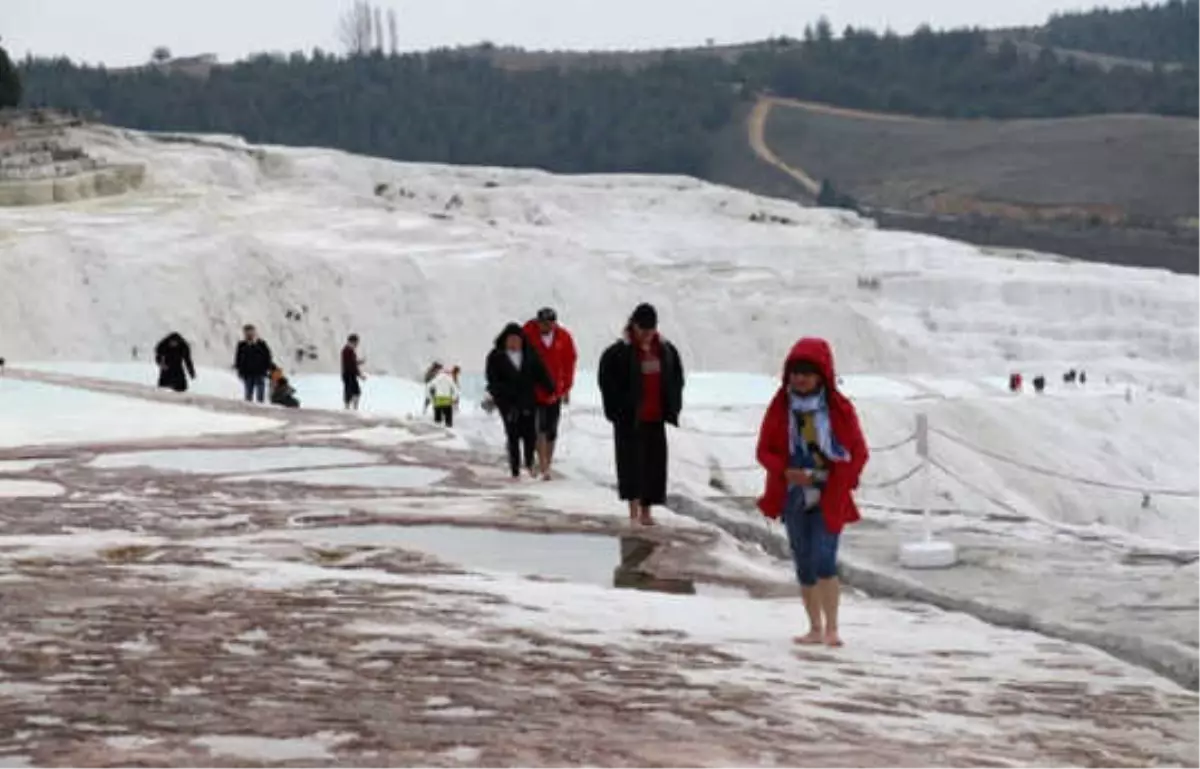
[289,524,745,597]
[291,525,616,584]
[92,447,378,475]
[231,465,448,488]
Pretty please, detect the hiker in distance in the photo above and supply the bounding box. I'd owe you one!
[154,332,196,393]
[755,337,868,648]
[234,324,273,403]
[523,307,578,480]
[341,333,366,410]
[598,303,685,526]
[427,363,461,427]
[486,322,554,480]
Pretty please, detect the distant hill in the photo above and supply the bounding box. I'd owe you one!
[706,96,1198,273]
[1034,0,1197,64]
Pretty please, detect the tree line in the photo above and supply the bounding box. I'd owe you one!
[19,51,736,177]
[1036,0,1198,64]
[8,2,1198,179]
[735,23,1197,118]
[0,45,20,108]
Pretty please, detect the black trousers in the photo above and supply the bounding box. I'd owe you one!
[434,404,454,427]
[157,368,188,393]
[614,420,668,507]
[342,375,361,403]
[502,409,536,477]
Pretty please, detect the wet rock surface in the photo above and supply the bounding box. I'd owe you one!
[0,371,1196,767]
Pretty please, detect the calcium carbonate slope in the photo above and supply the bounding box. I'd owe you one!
[0,124,1193,390]
[0,124,1195,550]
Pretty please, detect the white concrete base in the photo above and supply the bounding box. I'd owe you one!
[899,539,959,569]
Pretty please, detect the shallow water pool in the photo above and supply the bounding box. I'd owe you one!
[291,524,616,584]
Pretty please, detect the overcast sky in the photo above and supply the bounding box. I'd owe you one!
[5,0,1148,66]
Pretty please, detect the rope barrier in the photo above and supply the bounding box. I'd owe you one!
[575,409,917,455]
[858,462,924,490]
[927,456,1029,520]
[931,426,1199,498]
[866,433,919,453]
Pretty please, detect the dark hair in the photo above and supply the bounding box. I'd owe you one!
[630,302,658,330]
[243,324,255,333]
[536,307,557,322]
[348,333,359,343]
[787,359,823,377]
[494,322,526,348]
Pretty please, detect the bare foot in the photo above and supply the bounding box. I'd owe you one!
[823,630,844,648]
[793,631,824,645]
[541,472,552,482]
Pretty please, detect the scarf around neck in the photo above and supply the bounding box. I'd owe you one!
[788,389,849,464]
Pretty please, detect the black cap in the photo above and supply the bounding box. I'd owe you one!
[536,307,557,322]
[630,303,658,330]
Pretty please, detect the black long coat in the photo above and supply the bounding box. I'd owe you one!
[485,324,553,417]
[598,335,684,426]
[155,332,196,392]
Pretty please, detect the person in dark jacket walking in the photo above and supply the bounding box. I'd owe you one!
[234,324,273,403]
[341,334,365,410]
[598,303,685,526]
[154,332,196,393]
[486,322,554,480]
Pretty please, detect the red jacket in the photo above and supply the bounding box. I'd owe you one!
[522,320,578,405]
[755,338,868,534]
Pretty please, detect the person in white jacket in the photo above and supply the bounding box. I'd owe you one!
[427,367,460,427]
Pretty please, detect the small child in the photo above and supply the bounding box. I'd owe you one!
[268,366,300,409]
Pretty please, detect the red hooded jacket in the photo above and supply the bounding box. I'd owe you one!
[756,338,868,534]
[522,320,578,406]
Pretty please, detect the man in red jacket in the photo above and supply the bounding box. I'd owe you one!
[523,307,578,480]
[756,338,868,648]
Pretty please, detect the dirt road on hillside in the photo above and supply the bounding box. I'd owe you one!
[746,96,939,200]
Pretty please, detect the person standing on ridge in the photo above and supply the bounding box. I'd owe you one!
[523,307,578,480]
[598,303,685,526]
[486,322,553,480]
[341,334,366,410]
[427,364,461,427]
[234,324,273,403]
[154,331,196,393]
[755,338,868,648]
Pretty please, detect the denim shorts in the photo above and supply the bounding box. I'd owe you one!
[783,489,840,586]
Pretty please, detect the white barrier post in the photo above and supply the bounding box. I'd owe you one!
[916,412,932,543]
[898,412,959,570]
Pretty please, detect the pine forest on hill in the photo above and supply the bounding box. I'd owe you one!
[1036,0,1198,63]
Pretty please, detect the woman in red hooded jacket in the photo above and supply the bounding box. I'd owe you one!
[756,338,868,647]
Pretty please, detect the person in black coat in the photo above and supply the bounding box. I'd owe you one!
[598,303,685,526]
[486,322,554,479]
[154,332,196,393]
[234,324,273,403]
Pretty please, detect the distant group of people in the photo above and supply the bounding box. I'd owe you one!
[153,325,370,411]
[1008,368,1089,394]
